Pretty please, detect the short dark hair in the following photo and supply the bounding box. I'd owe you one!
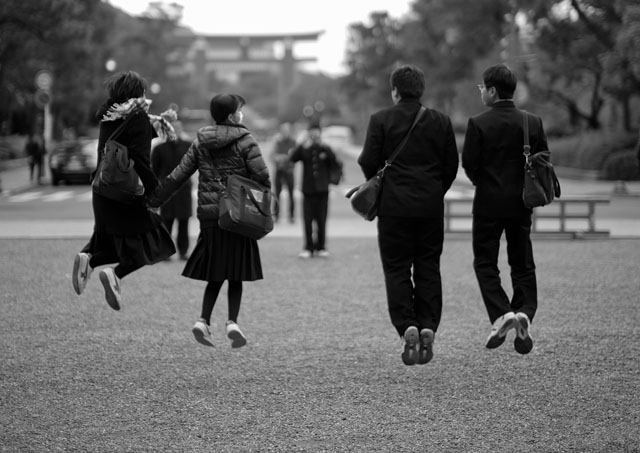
[105,71,148,103]
[389,65,425,99]
[307,121,322,131]
[482,64,517,99]
[209,93,246,124]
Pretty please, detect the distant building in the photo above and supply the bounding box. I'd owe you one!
[166,31,323,117]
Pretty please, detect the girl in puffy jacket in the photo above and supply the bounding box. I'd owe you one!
[147,94,271,349]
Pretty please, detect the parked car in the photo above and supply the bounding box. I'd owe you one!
[49,139,98,185]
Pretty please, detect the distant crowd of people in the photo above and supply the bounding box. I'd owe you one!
[71,62,545,365]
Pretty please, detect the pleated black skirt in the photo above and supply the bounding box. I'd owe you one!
[182,226,263,282]
[84,212,176,267]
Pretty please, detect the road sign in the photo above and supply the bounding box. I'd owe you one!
[34,90,51,109]
[35,70,53,91]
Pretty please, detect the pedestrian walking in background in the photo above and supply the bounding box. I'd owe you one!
[270,122,297,223]
[147,93,271,349]
[462,63,549,355]
[71,70,176,310]
[289,124,339,259]
[25,134,46,185]
[636,126,640,174]
[151,120,193,260]
[357,65,459,366]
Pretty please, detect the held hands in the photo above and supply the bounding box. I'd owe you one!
[160,109,178,123]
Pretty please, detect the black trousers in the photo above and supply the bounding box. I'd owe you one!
[274,170,295,221]
[302,192,328,251]
[378,216,444,337]
[163,216,190,257]
[472,214,537,324]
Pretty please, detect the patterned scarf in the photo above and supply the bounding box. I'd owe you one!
[102,97,177,141]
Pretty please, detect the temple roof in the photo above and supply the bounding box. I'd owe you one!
[186,31,324,43]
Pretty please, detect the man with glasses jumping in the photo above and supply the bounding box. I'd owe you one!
[462,63,550,355]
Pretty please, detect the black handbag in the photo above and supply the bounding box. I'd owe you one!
[346,106,426,221]
[215,167,274,240]
[521,111,561,209]
[91,109,144,204]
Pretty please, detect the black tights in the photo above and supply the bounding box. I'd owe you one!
[89,253,142,279]
[200,280,242,325]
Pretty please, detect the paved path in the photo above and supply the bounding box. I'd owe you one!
[2,156,639,239]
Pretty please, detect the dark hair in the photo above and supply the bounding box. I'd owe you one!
[482,64,517,99]
[105,71,148,104]
[307,121,322,131]
[389,65,425,99]
[210,94,246,124]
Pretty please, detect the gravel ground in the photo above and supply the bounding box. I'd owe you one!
[1,237,639,452]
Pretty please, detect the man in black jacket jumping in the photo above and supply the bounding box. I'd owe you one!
[357,65,459,366]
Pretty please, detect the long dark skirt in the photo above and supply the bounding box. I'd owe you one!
[83,212,176,267]
[182,226,263,282]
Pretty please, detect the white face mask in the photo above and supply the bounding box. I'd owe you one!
[229,109,242,124]
[391,87,400,105]
[227,110,243,124]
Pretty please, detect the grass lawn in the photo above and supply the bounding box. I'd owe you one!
[1,237,639,452]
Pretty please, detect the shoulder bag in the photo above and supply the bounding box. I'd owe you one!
[522,110,561,209]
[213,164,275,240]
[345,106,426,221]
[92,109,145,204]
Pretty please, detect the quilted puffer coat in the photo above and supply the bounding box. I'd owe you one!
[147,123,270,227]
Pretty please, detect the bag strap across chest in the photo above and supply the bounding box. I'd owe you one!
[380,106,426,174]
[522,110,531,164]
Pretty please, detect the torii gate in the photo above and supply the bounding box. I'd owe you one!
[175,31,323,117]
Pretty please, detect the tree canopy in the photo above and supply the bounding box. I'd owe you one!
[0,0,187,137]
[1,0,638,139]
[0,0,110,134]
[343,0,640,131]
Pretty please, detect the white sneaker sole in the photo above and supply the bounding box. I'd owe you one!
[72,253,89,295]
[192,327,214,347]
[514,317,533,354]
[227,329,247,349]
[486,317,516,349]
[99,270,121,311]
[401,327,419,366]
[417,329,434,365]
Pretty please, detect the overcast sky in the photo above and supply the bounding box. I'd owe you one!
[105,0,413,75]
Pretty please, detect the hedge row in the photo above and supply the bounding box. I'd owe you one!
[549,131,639,180]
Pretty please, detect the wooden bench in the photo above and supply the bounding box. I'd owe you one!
[443,196,611,238]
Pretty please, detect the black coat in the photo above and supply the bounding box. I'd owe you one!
[151,138,193,219]
[462,101,549,218]
[357,98,459,218]
[289,141,337,195]
[91,109,159,235]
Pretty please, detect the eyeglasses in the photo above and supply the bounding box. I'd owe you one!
[477,84,492,92]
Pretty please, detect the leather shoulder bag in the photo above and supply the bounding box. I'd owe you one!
[346,106,426,221]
